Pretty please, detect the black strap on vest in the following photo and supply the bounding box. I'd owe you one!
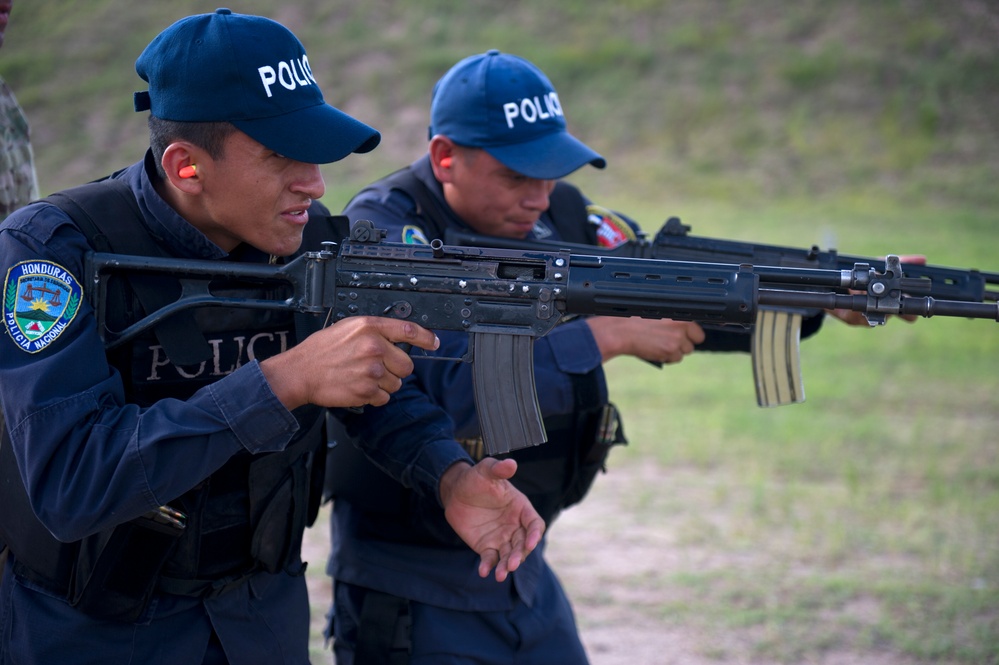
[45,179,213,366]
[379,167,452,243]
[546,178,597,246]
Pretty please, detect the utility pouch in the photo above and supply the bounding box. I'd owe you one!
[248,411,324,574]
[69,507,186,622]
[249,458,308,574]
[561,402,627,510]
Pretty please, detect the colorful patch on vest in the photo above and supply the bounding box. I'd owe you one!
[3,260,83,353]
[401,225,430,245]
[586,204,638,249]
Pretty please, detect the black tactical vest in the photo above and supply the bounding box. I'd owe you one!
[0,179,329,621]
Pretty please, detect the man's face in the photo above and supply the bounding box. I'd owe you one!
[194,130,325,256]
[443,149,555,239]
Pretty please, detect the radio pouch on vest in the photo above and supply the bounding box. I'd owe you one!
[69,508,187,622]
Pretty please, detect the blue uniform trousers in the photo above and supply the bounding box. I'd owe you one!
[332,564,589,665]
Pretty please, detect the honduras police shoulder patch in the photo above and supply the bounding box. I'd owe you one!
[401,225,430,245]
[586,204,638,249]
[3,260,83,353]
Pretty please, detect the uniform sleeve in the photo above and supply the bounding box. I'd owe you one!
[334,382,474,505]
[0,205,299,542]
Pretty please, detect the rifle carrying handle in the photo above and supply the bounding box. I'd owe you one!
[471,332,548,455]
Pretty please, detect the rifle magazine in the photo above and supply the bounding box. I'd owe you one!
[752,309,805,407]
[471,332,548,456]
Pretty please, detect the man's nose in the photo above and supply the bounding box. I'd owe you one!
[522,179,554,210]
[291,162,326,200]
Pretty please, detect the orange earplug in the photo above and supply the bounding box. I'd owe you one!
[179,164,198,179]
[440,157,452,169]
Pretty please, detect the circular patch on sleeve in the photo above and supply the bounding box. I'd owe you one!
[401,225,430,245]
[586,204,639,249]
[3,260,84,353]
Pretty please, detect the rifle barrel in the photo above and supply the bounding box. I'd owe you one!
[759,289,999,321]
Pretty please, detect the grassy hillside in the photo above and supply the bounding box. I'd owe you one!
[3,0,999,214]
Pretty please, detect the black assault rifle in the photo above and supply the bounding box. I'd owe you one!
[85,220,998,456]
[446,218,999,408]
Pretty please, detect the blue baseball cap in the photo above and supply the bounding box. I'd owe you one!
[429,50,605,180]
[133,8,380,165]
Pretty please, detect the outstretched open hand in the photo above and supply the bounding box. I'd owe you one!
[440,457,546,582]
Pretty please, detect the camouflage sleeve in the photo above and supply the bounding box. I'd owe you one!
[0,77,40,220]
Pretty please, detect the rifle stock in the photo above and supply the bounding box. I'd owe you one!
[85,220,998,455]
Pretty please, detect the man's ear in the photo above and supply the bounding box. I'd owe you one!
[429,136,457,183]
[161,142,206,193]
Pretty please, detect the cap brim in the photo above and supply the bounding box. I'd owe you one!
[485,131,606,180]
[234,102,381,165]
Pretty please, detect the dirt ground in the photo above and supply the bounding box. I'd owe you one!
[302,461,927,665]
[536,464,923,665]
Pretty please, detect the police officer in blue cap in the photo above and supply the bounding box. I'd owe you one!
[0,15,543,665]
[325,47,923,664]
[324,50,712,665]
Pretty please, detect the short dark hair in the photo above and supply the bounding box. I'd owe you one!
[148,116,237,179]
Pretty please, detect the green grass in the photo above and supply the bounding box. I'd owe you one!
[586,198,999,663]
[5,0,999,211]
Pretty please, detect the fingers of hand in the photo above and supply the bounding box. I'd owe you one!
[478,549,501,580]
[482,457,517,481]
[526,518,545,551]
[686,321,707,345]
[381,344,416,382]
[658,320,701,363]
[379,318,440,351]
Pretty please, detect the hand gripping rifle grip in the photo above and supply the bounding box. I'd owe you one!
[471,332,548,456]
